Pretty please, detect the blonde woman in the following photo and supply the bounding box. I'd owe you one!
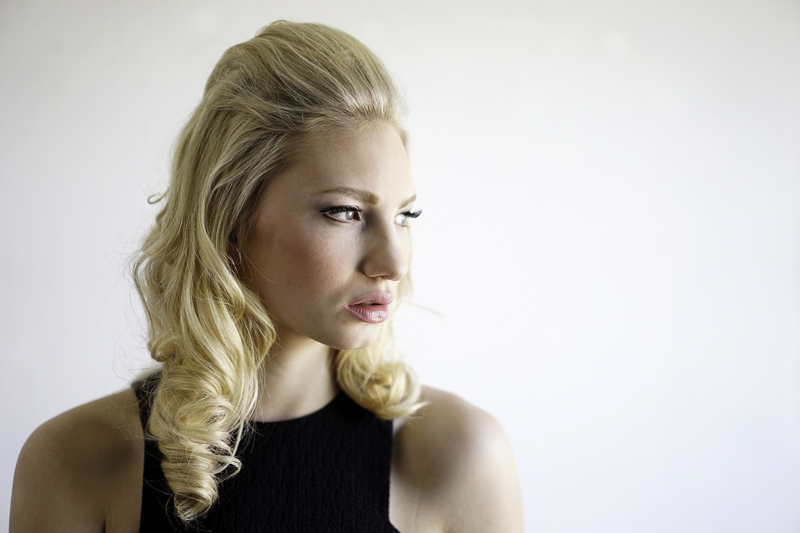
[11,21,523,532]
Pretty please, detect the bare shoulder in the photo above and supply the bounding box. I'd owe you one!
[391,386,523,533]
[10,388,143,533]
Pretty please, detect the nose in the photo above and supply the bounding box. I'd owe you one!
[361,221,409,281]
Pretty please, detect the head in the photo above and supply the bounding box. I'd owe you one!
[133,21,420,521]
[137,20,414,363]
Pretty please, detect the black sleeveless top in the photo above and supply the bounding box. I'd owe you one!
[134,376,400,532]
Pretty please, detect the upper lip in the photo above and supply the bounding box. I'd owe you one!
[347,293,395,306]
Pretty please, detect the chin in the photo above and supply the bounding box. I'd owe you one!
[328,327,382,352]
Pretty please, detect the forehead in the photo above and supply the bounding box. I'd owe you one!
[266,122,413,202]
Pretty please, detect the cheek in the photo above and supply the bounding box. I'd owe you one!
[270,225,351,294]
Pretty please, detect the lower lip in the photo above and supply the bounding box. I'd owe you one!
[345,304,389,323]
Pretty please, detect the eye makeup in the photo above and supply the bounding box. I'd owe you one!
[395,209,422,226]
[319,205,422,225]
[320,205,363,222]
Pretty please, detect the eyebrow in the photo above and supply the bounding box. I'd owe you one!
[313,186,417,208]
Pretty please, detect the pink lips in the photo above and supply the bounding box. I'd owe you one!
[345,293,394,324]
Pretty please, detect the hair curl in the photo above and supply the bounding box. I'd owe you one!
[132,20,421,522]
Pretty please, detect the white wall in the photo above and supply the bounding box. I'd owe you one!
[2,0,799,531]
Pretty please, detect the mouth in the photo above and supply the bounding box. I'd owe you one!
[344,293,394,323]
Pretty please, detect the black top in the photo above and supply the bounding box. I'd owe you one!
[134,375,400,532]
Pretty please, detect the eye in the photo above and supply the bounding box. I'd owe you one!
[322,205,363,222]
[395,209,422,227]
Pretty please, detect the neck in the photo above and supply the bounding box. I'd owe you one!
[252,330,339,422]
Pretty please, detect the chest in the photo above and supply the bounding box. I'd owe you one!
[124,393,403,532]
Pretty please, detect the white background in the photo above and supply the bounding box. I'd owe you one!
[2,1,799,531]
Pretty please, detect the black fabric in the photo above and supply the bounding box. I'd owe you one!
[133,373,399,532]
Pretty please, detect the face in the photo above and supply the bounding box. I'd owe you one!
[239,122,417,351]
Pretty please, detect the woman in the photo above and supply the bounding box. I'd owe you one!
[11,21,523,532]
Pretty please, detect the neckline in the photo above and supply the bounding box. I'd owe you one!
[250,392,345,425]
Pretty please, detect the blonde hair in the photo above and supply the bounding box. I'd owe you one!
[132,21,421,522]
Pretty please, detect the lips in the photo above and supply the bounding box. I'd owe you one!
[345,293,394,323]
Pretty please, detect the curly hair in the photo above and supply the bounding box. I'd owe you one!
[132,20,421,522]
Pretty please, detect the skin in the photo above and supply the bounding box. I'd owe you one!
[10,122,523,532]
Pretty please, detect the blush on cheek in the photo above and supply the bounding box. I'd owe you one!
[273,226,343,291]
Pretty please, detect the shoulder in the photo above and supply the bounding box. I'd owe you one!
[396,387,509,465]
[10,389,143,533]
[391,386,523,533]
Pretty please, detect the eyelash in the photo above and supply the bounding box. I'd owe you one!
[322,205,363,222]
[397,209,422,226]
[321,206,422,226]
